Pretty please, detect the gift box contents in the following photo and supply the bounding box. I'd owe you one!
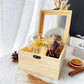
[22,34,63,59]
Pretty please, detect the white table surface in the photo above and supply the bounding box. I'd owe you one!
[0,46,84,84]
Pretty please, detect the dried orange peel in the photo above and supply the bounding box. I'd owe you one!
[22,47,31,52]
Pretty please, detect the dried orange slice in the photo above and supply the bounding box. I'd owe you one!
[67,62,76,69]
[71,59,83,66]
[67,61,82,69]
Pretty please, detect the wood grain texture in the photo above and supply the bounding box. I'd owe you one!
[18,10,72,80]
[59,45,66,74]
[18,45,66,80]
[63,12,72,44]
[18,50,60,79]
[38,12,45,34]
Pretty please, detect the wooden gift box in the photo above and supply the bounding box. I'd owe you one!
[18,10,72,80]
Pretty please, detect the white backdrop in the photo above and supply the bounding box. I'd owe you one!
[0,0,25,55]
[0,0,56,56]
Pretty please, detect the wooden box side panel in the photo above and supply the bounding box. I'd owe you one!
[18,51,60,80]
[59,45,67,75]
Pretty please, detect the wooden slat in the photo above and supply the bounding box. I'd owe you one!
[41,10,72,16]
[63,13,72,44]
[38,11,45,34]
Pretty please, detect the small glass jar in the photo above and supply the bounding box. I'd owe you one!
[28,33,51,54]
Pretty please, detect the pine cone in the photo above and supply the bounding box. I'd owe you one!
[11,51,18,62]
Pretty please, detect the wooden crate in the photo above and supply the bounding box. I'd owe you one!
[18,10,72,80]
